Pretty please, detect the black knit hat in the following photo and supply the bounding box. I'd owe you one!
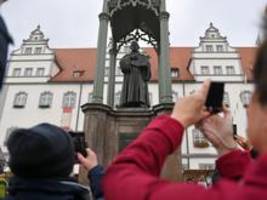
[7,123,75,178]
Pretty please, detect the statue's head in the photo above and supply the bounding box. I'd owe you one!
[130,41,140,52]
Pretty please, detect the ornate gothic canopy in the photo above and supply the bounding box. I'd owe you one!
[108,0,161,51]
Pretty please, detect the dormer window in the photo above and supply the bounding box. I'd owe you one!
[24,47,32,55]
[73,70,84,78]
[13,68,21,77]
[206,45,213,52]
[36,68,45,76]
[201,66,209,75]
[216,45,223,52]
[214,66,223,75]
[34,47,42,54]
[171,68,179,78]
[226,66,235,75]
[24,68,33,77]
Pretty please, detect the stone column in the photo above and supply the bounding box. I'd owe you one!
[107,47,117,107]
[92,0,109,103]
[158,0,172,104]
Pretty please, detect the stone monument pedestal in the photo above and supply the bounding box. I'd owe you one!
[79,103,182,184]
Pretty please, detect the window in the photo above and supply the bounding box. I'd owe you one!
[116,65,123,76]
[105,68,110,76]
[223,92,230,107]
[171,68,179,78]
[24,47,32,55]
[88,93,93,103]
[34,47,42,54]
[201,66,209,75]
[24,68,33,77]
[206,45,213,52]
[182,164,189,171]
[12,68,21,77]
[199,163,215,170]
[115,91,121,106]
[240,91,252,107]
[5,127,18,146]
[216,45,223,52]
[149,92,153,105]
[36,68,45,76]
[62,92,76,108]
[226,66,235,75]
[214,66,223,75]
[39,92,53,108]
[193,129,209,148]
[13,92,27,108]
[73,70,84,78]
[172,91,178,102]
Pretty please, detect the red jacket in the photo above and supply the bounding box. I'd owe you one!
[103,115,267,200]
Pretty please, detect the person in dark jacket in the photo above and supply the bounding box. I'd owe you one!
[5,123,93,200]
[78,149,104,200]
[0,0,13,90]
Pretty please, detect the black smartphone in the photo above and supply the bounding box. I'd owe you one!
[68,131,87,158]
[233,124,237,139]
[205,82,225,114]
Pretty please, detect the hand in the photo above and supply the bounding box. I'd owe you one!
[199,108,238,156]
[77,148,98,172]
[171,80,211,127]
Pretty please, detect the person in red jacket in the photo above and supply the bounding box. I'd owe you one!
[103,19,267,200]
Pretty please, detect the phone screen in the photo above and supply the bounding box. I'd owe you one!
[68,131,87,159]
[205,82,225,114]
[233,124,237,136]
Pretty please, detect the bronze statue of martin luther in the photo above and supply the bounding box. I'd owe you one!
[119,41,151,108]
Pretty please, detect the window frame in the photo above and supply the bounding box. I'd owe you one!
[214,66,223,75]
[24,47,32,55]
[226,66,235,75]
[201,66,210,75]
[12,68,21,77]
[115,91,121,106]
[36,68,45,76]
[39,91,53,108]
[216,45,223,52]
[206,45,214,52]
[13,92,28,108]
[24,68,33,77]
[34,47,42,54]
[62,92,77,108]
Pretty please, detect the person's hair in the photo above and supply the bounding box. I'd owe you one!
[254,7,267,105]
[254,41,267,105]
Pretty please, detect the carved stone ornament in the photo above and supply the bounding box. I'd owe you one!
[108,0,161,17]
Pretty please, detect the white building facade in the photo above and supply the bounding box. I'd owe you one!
[0,24,256,171]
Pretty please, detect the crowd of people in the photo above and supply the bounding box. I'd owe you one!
[1,1,267,200]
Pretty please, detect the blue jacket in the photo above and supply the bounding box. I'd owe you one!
[5,176,92,200]
[88,165,104,199]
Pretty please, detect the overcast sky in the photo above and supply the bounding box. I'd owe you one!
[1,0,267,50]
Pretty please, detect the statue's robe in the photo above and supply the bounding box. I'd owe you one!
[119,52,151,107]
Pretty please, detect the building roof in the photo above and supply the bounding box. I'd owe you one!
[51,48,97,82]
[50,47,257,82]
